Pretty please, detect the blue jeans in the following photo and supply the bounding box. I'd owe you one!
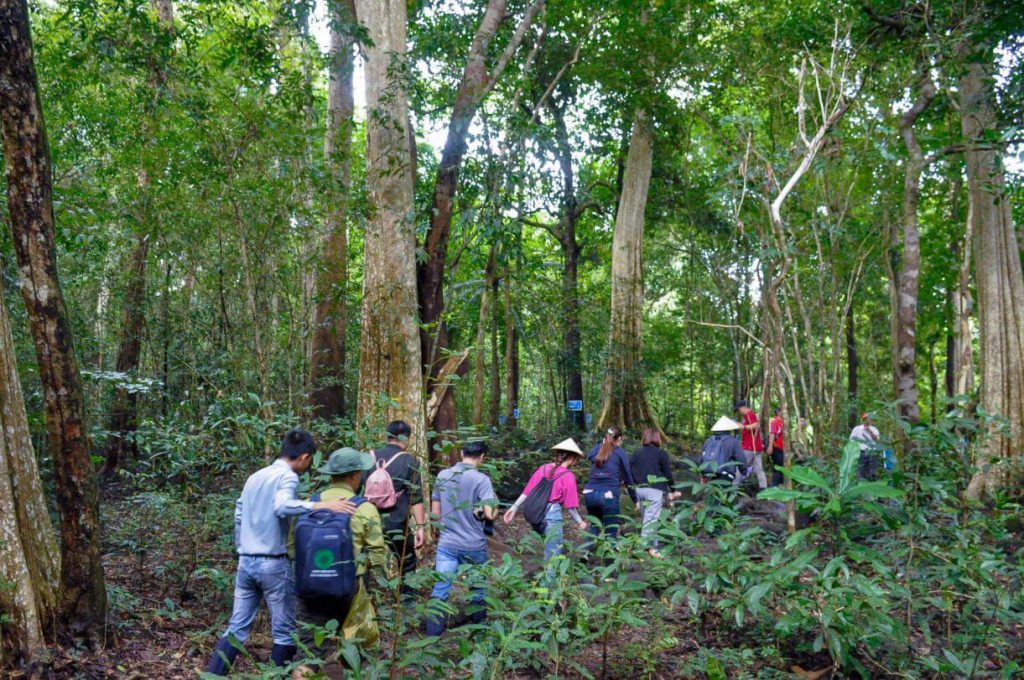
[430,545,489,605]
[543,503,564,562]
[221,555,296,646]
[584,488,621,542]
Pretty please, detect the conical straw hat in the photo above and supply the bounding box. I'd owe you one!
[710,416,742,432]
[551,437,584,456]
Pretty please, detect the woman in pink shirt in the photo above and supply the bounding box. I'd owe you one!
[504,438,588,562]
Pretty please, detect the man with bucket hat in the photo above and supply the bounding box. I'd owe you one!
[292,448,396,677]
[700,416,748,484]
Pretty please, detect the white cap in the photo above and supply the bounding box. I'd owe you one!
[710,416,742,432]
[551,437,584,456]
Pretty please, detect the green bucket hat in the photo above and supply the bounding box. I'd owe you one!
[319,447,375,476]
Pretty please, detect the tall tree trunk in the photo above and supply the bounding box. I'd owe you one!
[160,260,172,415]
[944,327,955,401]
[0,280,60,662]
[234,205,273,444]
[959,47,1024,498]
[928,340,938,424]
[953,187,976,397]
[472,247,497,426]
[417,0,543,433]
[309,0,356,420]
[0,0,107,636]
[354,0,426,464]
[846,296,858,430]
[100,233,149,476]
[598,109,659,432]
[893,72,936,426]
[418,0,506,399]
[550,103,585,430]
[100,0,174,475]
[489,274,501,427]
[503,264,519,428]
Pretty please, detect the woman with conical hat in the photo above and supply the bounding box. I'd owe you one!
[700,416,747,484]
[503,438,588,566]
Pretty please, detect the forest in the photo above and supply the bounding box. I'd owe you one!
[1,0,1023,677]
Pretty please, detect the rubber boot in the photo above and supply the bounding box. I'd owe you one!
[423,601,448,637]
[205,637,240,676]
[270,643,296,667]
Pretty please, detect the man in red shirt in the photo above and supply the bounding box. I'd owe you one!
[736,400,767,490]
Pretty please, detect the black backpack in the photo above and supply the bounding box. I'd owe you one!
[294,493,365,601]
[521,466,569,535]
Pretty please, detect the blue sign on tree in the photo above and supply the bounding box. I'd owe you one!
[513,408,520,419]
[585,413,592,426]
[567,400,583,412]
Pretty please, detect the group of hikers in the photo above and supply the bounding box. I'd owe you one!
[206,404,887,676]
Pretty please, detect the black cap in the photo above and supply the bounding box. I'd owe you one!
[386,420,411,439]
[281,428,317,459]
[463,440,488,457]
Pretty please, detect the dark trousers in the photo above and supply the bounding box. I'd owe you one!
[858,452,880,480]
[384,526,417,595]
[295,596,354,667]
[584,489,621,541]
[771,446,785,486]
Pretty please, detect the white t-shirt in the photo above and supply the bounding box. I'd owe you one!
[850,425,880,452]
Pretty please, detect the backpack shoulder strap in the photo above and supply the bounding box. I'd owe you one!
[350,495,366,507]
[552,467,572,482]
[383,452,404,470]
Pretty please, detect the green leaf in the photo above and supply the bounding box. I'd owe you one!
[843,482,905,500]
[838,441,861,493]
[706,655,726,680]
[746,581,772,612]
[339,640,361,673]
[758,488,815,502]
[943,649,973,675]
[782,465,831,491]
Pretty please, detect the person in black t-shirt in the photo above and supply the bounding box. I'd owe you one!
[630,428,681,557]
[371,420,425,594]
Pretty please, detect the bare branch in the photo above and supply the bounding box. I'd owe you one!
[481,0,546,100]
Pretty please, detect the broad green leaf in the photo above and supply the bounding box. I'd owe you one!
[782,464,832,491]
[838,441,861,493]
[843,482,905,500]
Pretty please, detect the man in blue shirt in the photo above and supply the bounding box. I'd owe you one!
[206,429,354,675]
[424,440,497,636]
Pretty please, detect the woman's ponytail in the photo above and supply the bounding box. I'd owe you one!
[595,426,622,466]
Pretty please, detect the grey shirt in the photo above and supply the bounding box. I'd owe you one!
[234,459,314,556]
[432,462,497,553]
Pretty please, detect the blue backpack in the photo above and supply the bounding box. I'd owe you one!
[294,493,365,600]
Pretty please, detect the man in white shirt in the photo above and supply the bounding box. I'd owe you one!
[206,429,354,675]
[850,413,881,480]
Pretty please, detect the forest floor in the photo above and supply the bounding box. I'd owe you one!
[20,472,839,680]
[19,452,1020,680]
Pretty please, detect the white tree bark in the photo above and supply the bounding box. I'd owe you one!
[960,53,1024,498]
[354,0,426,462]
[598,108,659,432]
[0,279,60,660]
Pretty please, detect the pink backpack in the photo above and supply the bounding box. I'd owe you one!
[364,452,403,510]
